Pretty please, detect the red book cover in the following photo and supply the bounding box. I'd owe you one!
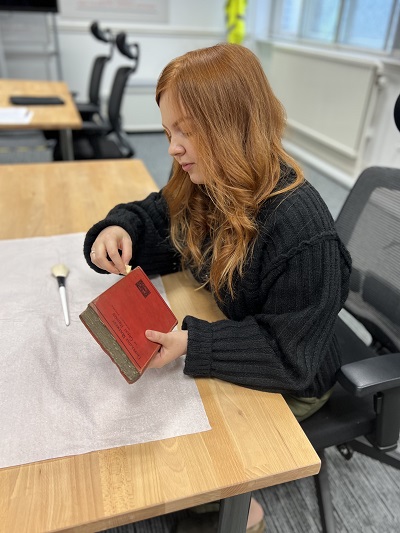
[80,267,178,383]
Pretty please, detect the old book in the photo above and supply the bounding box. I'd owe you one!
[80,267,178,384]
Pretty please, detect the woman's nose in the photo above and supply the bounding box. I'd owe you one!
[168,139,184,157]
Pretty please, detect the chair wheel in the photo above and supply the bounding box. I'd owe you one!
[337,443,354,460]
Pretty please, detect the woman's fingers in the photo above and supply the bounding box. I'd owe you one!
[120,234,133,268]
[90,240,117,274]
[105,241,128,274]
[90,226,133,275]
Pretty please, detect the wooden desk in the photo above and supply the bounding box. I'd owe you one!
[0,160,320,533]
[0,79,82,160]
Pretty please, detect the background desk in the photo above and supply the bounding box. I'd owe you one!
[0,79,82,160]
[0,160,320,533]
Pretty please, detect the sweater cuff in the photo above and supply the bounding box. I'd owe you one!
[182,316,213,377]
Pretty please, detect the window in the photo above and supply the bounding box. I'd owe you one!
[269,0,400,52]
[275,0,303,36]
[301,0,341,43]
[339,0,396,49]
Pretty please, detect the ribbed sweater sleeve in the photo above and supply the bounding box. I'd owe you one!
[83,191,180,276]
[183,238,348,396]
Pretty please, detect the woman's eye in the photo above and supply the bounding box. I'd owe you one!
[164,131,171,143]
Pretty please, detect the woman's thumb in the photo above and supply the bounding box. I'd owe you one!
[146,330,162,343]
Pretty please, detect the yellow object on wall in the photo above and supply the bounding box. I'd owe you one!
[225,0,247,44]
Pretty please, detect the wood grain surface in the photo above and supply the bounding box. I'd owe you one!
[0,79,82,130]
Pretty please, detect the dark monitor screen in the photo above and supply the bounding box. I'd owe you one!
[0,1,58,12]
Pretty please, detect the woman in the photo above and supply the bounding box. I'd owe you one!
[84,43,351,533]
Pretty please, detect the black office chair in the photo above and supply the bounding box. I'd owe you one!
[74,21,115,122]
[300,166,400,532]
[55,33,140,160]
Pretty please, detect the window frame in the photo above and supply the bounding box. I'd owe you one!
[263,0,400,56]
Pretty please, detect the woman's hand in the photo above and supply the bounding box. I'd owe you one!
[90,226,132,275]
[146,330,188,368]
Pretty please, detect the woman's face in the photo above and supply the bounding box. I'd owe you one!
[159,90,204,185]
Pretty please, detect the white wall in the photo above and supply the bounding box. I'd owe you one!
[57,0,226,131]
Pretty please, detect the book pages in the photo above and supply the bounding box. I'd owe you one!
[0,233,210,468]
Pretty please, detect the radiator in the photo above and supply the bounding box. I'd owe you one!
[263,42,384,184]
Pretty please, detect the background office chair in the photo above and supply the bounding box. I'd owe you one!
[55,33,140,160]
[300,166,400,533]
[74,21,115,122]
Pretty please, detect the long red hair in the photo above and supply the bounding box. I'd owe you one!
[156,43,304,300]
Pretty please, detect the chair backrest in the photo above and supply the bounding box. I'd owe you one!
[88,56,110,107]
[107,66,134,132]
[107,35,140,132]
[335,166,400,353]
[87,21,114,106]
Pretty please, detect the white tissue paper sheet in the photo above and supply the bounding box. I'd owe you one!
[0,106,33,125]
[0,233,210,468]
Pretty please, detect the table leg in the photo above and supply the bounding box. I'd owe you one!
[59,129,74,160]
[217,492,252,533]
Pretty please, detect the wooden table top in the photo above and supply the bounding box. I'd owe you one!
[0,160,320,533]
[0,79,82,130]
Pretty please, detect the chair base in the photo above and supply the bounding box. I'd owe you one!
[315,439,400,533]
[350,436,400,469]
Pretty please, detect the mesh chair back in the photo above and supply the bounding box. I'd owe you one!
[86,22,114,107]
[335,167,400,352]
[88,56,110,107]
[107,66,133,132]
[106,35,139,135]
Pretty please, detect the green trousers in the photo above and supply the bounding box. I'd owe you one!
[283,387,334,422]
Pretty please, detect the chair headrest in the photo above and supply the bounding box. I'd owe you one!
[116,32,140,65]
[90,21,113,44]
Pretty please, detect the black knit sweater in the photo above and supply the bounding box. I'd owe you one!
[84,180,351,398]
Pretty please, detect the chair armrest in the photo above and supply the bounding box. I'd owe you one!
[337,353,400,397]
